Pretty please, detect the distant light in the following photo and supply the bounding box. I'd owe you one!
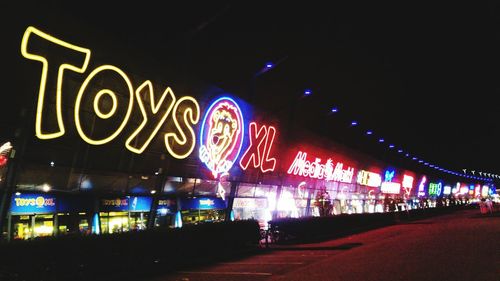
[429,164,434,167]
[388,144,395,149]
[265,62,274,69]
[397,149,403,153]
[418,160,423,163]
[154,172,159,175]
[351,121,358,126]
[304,89,312,96]
[379,138,384,143]
[412,157,417,160]
[331,107,338,113]
[424,162,429,165]
[50,161,55,167]
[366,131,373,135]
[42,184,51,192]
[405,153,409,157]
[15,192,21,196]
[150,190,156,194]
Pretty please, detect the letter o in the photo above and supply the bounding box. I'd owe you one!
[75,65,134,145]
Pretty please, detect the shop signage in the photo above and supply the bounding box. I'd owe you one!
[428,182,442,196]
[356,170,382,187]
[233,198,268,209]
[459,185,469,195]
[443,185,452,195]
[474,185,481,197]
[384,170,395,182]
[239,122,277,173]
[21,26,200,159]
[402,174,414,197]
[101,198,129,211]
[181,197,227,210]
[481,186,489,197]
[10,193,56,214]
[380,182,401,194]
[158,198,177,213]
[468,185,474,196]
[417,176,427,197]
[100,197,153,212]
[199,97,244,178]
[287,151,354,183]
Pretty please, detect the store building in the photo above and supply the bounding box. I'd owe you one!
[0,24,495,240]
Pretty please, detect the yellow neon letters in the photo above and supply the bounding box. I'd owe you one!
[21,26,200,158]
[94,90,118,119]
[125,81,176,154]
[20,26,91,139]
[75,65,134,145]
[165,96,200,159]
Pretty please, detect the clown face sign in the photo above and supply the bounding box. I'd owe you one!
[199,97,244,178]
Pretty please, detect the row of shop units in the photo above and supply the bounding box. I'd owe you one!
[2,191,227,241]
[1,181,480,241]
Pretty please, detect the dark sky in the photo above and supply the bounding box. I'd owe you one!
[2,1,499,179]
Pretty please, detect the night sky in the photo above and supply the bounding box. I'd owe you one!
[1,1,498,178]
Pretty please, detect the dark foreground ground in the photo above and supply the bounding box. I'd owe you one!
[149,209,500,281]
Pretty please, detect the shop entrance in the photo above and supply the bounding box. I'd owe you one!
[99,211,150,233]
[10,214,54,240]
[181,209,225,224]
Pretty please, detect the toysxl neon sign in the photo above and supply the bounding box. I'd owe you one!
[21,26,199,159]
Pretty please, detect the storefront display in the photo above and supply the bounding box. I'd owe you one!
[180,197,227,224]
[9,193,57,240]
[99,196,152,233]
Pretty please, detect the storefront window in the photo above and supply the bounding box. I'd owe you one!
[11,215,32,240]
[181,209,225,224]
[100,212,129,234]
[163,177,193,194]
[129,212,148,231]
[237,183,256,197]
[193,179,217,196]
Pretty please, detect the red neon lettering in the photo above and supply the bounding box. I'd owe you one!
[239,122,277,173]
[287,151,354,183]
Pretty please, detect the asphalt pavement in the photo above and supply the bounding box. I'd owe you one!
[148,209,500,281]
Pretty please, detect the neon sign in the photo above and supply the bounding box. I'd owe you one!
[239,122,277,173]
[14,196,55,208]
[468,185,474,196]
[474,184,481,197]
[384,170,395,182]
[428,182,442,196]
[287,151,354,183]
[199,199,215,207]
[402,174,414,197]
[460,185,469,195]
[10,194,57,214]
[443,185,451,195]
[417,176,427,197]
[481,186,489,197]
[381,182,401,194]
[21,26,199,159]
[356,170,382,187]
[199,97,244,178]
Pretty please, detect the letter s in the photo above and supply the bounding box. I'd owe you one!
[164,97,200,159]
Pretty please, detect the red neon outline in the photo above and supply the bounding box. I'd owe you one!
[260,125,277,173]
[239,122,277,173]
